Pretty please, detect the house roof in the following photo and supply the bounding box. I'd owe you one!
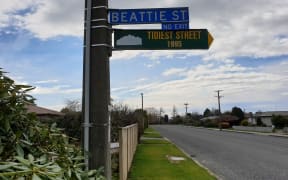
[200,116,219,121]
[255,111,288,117]
[200,115,239,122]
[220,115,239,122]
[25,104,64,116]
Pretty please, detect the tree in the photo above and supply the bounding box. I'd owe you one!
[110,103,136,142]
[170,115,183,124]
[164,114,169,123]
[60,99,81,113]
[159,107,164,124]
[58,111,82,139]
[58,99,82,139]
[186,112,202,126]
[212,108,220,116]
[231,106,244,122]
[146,107,159,124]
[110,104,147,142]
[223,111,232,115]
[203,108,212,117]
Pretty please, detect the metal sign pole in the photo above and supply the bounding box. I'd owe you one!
[83,0,91,170]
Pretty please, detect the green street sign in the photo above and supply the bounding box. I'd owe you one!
[114,29,213,50]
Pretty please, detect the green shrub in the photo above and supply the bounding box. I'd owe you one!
[220,122,230,129]
[272,115,288,129]
[240,120,249,126]
[0,69,104,179]
[170,115,184,124]
[203,119,218,128]
[58,111,82,139]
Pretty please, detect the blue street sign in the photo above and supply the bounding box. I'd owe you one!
[109,7,189,25]
[162,22,189,30]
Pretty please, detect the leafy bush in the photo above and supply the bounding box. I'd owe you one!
[58,111,82,140]
[170,115,184,124]
[0,69,104,179]
[272,115,288,129]
[220,122,230,129]
[203,119,218,128]
[110,104,147,142]
[240,120,249,126]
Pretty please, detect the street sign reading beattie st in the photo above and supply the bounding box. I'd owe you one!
[114,29,214,50]
[109,7,189,24]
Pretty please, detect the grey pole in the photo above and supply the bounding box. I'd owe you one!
[141,93,143,111]
[83,0,111,178]
[215,90,223,115]
[215,90,223,130]
[83,0,92,170]
[141,93,145,129]
[184,103,188,116]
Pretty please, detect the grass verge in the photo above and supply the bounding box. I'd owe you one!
[128,128,216,180]
[142,127,163,138]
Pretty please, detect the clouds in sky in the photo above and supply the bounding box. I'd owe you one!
[162,68,187,77]
[31,85,81,95]
[1,0,288,113]
[117,59,288,113]
[0,0,83,39]
[1,0,287,59]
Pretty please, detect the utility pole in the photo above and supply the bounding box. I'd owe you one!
[141,93,144,112]
[215,90,223,130]
[172,105,177,118]
[159,107,163,124]
[215,90,223,115]
[83,0,111,179]
[184,103,189,116]
[140,93,145,129]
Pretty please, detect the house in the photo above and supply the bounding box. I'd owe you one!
[255,111,288,126]
[200,116,219,121]
[25,104,65,123]
[220,115,239,126]
[245,112,255,124]
[200,115,239,127]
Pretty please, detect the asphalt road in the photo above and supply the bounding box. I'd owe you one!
[153,125,288,180]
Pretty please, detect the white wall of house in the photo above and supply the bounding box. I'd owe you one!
[248,117,256,124]
[261,117,273,126]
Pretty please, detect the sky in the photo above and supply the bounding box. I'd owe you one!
[0,0,288,116]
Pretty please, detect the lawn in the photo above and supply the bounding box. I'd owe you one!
[128,128,216,180]
[142,127,163,138]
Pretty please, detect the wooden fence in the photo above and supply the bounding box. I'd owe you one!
[119,123,138,180]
